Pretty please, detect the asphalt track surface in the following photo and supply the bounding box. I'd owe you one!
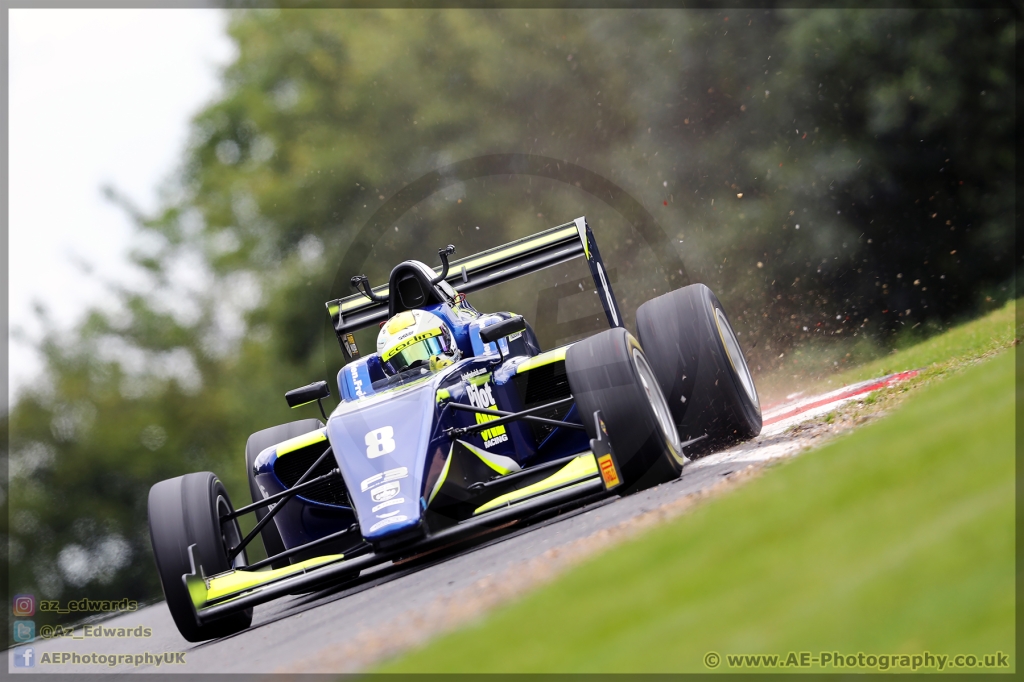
[5,375,910,675]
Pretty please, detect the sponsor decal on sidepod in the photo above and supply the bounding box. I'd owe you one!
[461,367,488,381]
[466,379,509,448]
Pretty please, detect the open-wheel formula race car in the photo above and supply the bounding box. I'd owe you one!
[147,217,762,641]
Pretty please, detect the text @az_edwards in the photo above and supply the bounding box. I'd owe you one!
[40,624,152,639]
[703,650,1010,671]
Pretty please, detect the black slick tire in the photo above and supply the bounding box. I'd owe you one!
[147,472,252,642]
[566,327,684,492]
[636,283,761,455]
[244,419,324,569]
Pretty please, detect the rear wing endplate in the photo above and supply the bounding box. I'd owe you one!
[326,216,622,359]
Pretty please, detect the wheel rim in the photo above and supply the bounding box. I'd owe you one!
[216,495,246,569]
[632,348,681,450]
[714,308,760,410]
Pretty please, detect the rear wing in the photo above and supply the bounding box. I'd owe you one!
[326,216,622,359]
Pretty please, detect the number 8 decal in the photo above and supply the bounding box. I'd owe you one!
[365,426,396,458]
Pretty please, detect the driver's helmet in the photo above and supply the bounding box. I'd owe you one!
[377,309,460,376]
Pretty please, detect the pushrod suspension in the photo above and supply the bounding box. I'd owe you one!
[445,396,584,436]
[224,468,342,521]
[226,445,335,562]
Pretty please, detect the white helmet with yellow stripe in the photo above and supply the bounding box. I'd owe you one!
[376,309,460,376]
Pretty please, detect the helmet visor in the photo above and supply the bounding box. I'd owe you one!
[384,332,451,375]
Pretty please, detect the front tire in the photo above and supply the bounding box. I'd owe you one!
[566,327,684,492]
[148,472,252,642]
[636,283,761,455]
[245,419,325,569]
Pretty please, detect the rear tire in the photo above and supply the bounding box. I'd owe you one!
[566,327,684,492]
[148,472,252,642]
[636,283,761,455]
[244,419,324,569]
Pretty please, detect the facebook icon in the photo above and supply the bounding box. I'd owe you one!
[13,647,35,668]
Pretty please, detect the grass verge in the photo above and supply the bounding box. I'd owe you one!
[379,318,1015,673]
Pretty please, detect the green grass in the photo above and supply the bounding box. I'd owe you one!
[379,317,1016,672]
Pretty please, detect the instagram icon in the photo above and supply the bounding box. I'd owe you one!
[13,595,35,617]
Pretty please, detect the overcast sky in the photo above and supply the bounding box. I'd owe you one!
[8,9,235,401]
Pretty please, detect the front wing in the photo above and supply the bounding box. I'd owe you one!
[185,449,616,626]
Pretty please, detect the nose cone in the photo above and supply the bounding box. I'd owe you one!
[327,381,437,542]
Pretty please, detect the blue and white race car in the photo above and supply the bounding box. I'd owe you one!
[147,217,762,641]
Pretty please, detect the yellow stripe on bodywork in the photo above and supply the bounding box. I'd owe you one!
[447,226,578,275]
[276,429,327,457]
[473,452,598,515]
[458,440,520,475]
[515,347,569,374]
[435,388,451,403]
[427,444,454,506]
[205,554,345,603]
[575,217,590,260]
